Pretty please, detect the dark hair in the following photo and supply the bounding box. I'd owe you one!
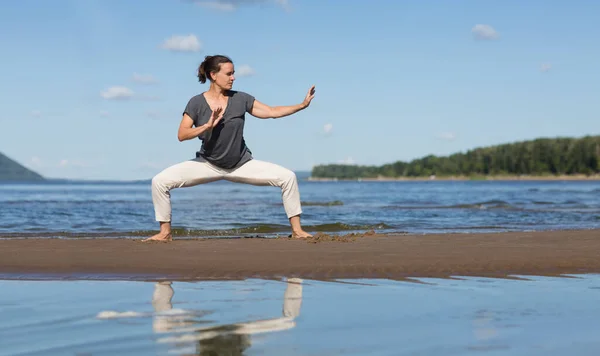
[197,55,233,84]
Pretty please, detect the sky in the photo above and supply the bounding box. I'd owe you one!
[1,0,599,180]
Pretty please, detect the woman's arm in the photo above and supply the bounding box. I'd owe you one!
[177,107,223,141]
[250,85,315,119]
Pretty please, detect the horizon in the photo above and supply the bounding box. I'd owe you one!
[1,1,599,180]
[4,133,596,181]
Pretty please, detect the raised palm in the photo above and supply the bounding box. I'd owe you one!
[303,85,316,107]
[208,107,223,128]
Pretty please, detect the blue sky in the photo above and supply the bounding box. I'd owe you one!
[1,0,599,180]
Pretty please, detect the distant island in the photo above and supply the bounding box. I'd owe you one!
[311,135,600,180]
[0,152,44,182]
[0,152,149,184]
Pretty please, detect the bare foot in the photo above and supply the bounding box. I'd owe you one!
[141,232,173,243]
[291,230,313,239]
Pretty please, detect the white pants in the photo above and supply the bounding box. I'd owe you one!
[151,157,302,222]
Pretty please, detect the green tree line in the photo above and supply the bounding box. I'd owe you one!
[311,136,600,179]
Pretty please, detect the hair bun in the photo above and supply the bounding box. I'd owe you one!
[196,55,233,84]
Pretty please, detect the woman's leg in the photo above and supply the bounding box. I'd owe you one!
[144,158,225,242]
[224,159,312,238]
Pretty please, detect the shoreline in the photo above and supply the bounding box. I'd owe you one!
[1,229,600,281]
[307,174,600,182]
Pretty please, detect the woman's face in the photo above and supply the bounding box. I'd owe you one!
[211,62,235,90]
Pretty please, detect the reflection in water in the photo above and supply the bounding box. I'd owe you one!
[151,278,303,355]
[472,309,498,342]
[151,281,200,334]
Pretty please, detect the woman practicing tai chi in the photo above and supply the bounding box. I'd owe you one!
[144,55,315,242]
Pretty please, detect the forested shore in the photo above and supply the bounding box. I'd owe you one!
[311,136,600,180]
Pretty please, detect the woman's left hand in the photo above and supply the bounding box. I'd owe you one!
[302,85,316,108]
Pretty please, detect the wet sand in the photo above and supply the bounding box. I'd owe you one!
[1,229,600,281]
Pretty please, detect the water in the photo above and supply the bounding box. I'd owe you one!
[2,275,600,355]
[1,179,599,238]
[2,179,600,354]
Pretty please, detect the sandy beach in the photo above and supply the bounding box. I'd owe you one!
[1,229,599,281]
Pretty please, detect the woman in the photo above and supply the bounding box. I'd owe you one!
[144,55,315,242]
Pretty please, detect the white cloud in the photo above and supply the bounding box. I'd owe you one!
[472,24,499,40]
[101,86,134,100]
[99,88,160,102]
[58,159,89,168]
[191,0,289,11]
[30,156,42,167]
[236,64,255,77]
[138,94,161,102]
[540,63,552,72]
[132,73,158,84]
[323,123,333,134]
[160,34,201,52]
[436,132,457,141]
[196,1,236,10]
[338,157,355,165]
[31,110,42,117]
[146,110,162,119]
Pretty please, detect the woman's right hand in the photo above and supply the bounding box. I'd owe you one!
[206,107,223,128]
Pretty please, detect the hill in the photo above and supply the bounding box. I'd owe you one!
[311,135,600,179]
[0,152,44,181]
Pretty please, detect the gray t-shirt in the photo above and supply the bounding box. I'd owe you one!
[183,90,255,169]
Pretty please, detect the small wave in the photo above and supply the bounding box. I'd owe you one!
[532,201,553,205]
[147,222,392,236]
[452,203,515,210]
[386,200,520,211]
[544,189,597,193]
[1,199,151,205]
[386,201,596,212]
[270,200,344,207]
[120,211,148,217]
[96,311,145,319]
[301,200,344,206]
[0,222,393,239]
